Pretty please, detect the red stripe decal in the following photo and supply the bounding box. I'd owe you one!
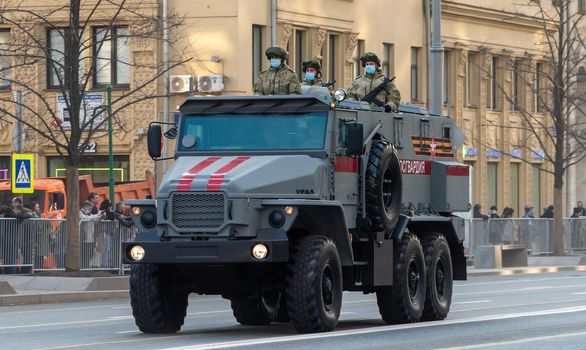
[177,157,222,191]
[446,165,469,176]
[207,156,251,192]
[334,156,358,173]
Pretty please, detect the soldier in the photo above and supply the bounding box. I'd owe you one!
[254,46,301,96]
[347,52,401,112]
[301,59,333,91]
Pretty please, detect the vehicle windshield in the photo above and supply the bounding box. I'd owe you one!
[178,112,328,151]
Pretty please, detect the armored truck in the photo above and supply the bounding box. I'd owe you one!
[123,86,469,334]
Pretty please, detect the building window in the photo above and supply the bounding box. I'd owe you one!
[295,30,305,80]
[353,39,364,79]
[443,50,450,106]
[535,62,545,113]
[510,163,520,217]
[0,29,10,89]
[532,165,541,210]
[467,52,480,107]
[411,47,421,102]
[327,34,338,83]
[491,56,503,110]
[0,156,10,181]
[382,43,394,77]
[512,60,524,112]
[93,26,130,87]
[487,162,498,209]
[48,155,130,184]
[47,29,66,88]
[252,25,264,84]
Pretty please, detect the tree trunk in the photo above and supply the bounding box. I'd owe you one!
[552,186,565,256]
[64,165,81,271]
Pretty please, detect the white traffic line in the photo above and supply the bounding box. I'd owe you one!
[572,292,586,295]
[431,331,586,350]
[453,300,492,305]
[460,274,585,287]
[115,330,140,334]
[451,298,586,313]
[456,283,586,296]
[158,305,586,350]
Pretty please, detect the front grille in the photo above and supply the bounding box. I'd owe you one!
[171,193,226,230]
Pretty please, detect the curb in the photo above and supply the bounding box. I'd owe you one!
[0,290,129,306]
[468,265,586,277]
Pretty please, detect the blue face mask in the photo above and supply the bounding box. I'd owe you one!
[270,58,282,68]
[365,65,376,74]
[305,72,316,81]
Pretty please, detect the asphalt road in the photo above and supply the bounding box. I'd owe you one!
[1,271,586,350]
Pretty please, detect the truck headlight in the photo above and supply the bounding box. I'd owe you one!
[334,88,347,101]
[128,245,145,261]
[252,243,269,260]
[140,210,157,228]
[269,210,285,228]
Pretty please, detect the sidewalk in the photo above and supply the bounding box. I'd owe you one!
[1,256,585,306]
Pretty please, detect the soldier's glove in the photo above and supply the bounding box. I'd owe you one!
[384,104,393,113]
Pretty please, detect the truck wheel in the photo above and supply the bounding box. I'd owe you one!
[376,233,426,324]
[366,139,403,232]
[286,236,342,333]
[422,233,453,321]
[130,264,189,333]
[231,289,280,325]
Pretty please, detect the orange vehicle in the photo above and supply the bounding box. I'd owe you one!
[0,171,155,218]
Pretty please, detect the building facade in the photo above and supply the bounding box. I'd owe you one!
[0,0,560,215]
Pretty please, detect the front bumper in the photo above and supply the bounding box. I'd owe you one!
[122,234,289,264]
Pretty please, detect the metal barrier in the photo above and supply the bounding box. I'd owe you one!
[1,218,136,274]
[2,216,585,273]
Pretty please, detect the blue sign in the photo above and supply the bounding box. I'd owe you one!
[173,112,181,126]
[466,147,478,157]
[487,149,501,158]
[511,149,522,158]
[531,149,545,160]
[11,153,34,194]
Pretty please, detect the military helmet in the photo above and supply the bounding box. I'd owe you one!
[302,59,321,73]
[360,52,381,67]
[265,46,289,60]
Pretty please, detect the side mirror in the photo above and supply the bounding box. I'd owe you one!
[147,125,162,158]
[346,123,364,156]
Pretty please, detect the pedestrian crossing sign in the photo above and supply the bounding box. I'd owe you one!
[11,153,34,194]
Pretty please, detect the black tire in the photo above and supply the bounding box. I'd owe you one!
[422,233,453,321]
[129,264,189,333]
[286,236,343,333]
[366,139,403,232]
[231,289,280,325]
[376,233,426,324]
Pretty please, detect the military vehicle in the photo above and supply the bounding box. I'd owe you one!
[123,86,469,334]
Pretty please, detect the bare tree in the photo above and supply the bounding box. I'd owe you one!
[0,0,189,270]
[480,1,586,255]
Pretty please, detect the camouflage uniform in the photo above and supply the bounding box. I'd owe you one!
[300,59,333,92]
[254,47,301,96]
[347,52,401,112]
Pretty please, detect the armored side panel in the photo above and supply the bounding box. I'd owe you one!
[430,161,470,212]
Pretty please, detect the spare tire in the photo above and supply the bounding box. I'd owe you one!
[366,139,403,232]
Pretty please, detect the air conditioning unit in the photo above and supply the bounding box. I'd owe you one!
[197,74,224,92]
[170,75,193,93]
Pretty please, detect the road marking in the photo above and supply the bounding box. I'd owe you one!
[431,331,586,350]
[115,330,140,334]
[343,300,373,305]
[452,298,586,313]
[457,283,586,296]
[159,305,586,350]
[572,292,586,295]
[453,300,492,305]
